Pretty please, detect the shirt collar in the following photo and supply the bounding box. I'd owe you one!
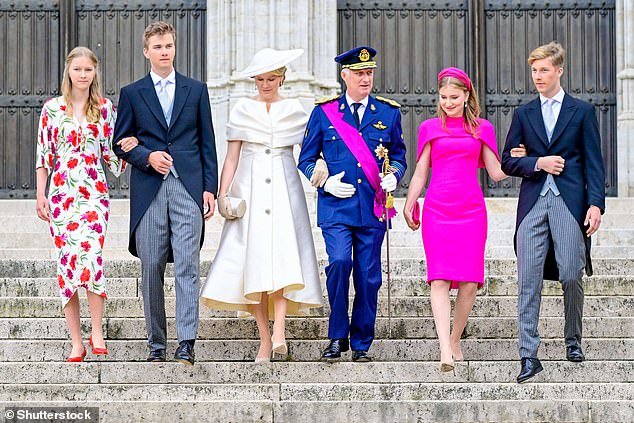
[540,88,565,106]
[345,93,369,109]
[150,69,176,86]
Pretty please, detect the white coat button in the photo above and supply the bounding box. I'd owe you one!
[265,178,271,184]
[265,209,271,215]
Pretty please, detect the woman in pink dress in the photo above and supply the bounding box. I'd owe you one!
[35,47,137,362]
[403,68,524,372]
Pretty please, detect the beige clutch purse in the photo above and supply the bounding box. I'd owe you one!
[219,195,246,219]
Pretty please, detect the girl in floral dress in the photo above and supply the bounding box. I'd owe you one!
[35,47,136,361]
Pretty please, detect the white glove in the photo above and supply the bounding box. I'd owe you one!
[380,172,397,193]
[310,159,329,188]
[324,171,356,198]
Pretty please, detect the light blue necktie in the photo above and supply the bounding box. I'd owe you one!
[543,98,556,141]
[157,79,173,126]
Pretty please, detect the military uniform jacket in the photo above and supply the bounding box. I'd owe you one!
[298,95,407,229]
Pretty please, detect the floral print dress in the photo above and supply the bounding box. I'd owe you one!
[36,96,126,307]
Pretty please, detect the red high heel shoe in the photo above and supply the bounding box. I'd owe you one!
[66,347,87,362]
[89,335,108,355]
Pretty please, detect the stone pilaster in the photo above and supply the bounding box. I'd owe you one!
[617,0,634,196]
[206,0,340,167]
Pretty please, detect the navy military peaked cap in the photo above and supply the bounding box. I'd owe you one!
[335,46,377,70]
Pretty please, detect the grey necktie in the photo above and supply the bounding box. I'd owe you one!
[543,98,556,141]
[157,79,172,126]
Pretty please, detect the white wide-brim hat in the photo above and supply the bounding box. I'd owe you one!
[240,48,304,77]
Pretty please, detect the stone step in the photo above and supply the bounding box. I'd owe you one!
[1,361,632,384]
[1,258,633,278]
[0,381,631,401]
[4,212,634,235]
[1,399,631,423]
[3,197,634,215]
[5,245,634,260]
[1,295,631,318]
[3,228,634,251]
[2,316,632,340]
[2,274,632,298]
[0,339,631,362]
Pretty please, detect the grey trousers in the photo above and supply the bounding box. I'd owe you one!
[135,174,202,351]
[517,191,586,358]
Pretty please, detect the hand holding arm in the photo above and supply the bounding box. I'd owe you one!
[117,136,139,153]
[310,158,329,188]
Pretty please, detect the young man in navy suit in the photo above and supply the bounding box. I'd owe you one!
[113,21,218,365]
[502,42,605,383]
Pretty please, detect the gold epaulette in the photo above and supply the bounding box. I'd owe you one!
[375,96,401,108]
[314,95,340,105]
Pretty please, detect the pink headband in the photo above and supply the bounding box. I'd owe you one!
[438,67,472,91]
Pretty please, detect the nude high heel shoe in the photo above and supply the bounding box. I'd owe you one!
[272,332,288,358]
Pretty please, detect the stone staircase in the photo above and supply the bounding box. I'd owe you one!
[0,197,633,422]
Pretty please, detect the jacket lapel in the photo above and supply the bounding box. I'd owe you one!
[139,74,168,131]
[526,97,549,147]
[359,96,379,132]
[169,72,191,130]
[549,94,577,146]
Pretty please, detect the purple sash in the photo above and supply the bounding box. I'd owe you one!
[321,101,396,220]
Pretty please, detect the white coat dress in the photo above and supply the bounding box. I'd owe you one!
[200,97,323,316]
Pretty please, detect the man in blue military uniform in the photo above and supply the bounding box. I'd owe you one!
[298,46,407,362]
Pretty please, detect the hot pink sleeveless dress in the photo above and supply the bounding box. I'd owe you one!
[417,117,499,289]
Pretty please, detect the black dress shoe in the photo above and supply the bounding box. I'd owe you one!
[147,349,166,362]
[352,350,371,362]
[566,344,585,362]
[517,357,543,383]
[174,340,195,366]
[321,339,349,362]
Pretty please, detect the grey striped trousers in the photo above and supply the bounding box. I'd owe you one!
[517,190,586,358]
[135,174,203,351]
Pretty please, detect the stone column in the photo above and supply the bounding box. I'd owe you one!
[206,0,340,167]
[617,0,634,197]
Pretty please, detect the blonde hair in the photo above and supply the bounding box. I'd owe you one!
[437,76,481,136]
[144,21,176,48]
[271,66,287,86]
[528,41,565,67]
[61,47,102,123]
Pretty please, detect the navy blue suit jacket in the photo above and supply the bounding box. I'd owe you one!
[113,72,218,258]
[501,93,605,279]
[298,95,407,230]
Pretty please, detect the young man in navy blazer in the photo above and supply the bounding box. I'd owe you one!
[113,21,218,365]
[502,42,605,383]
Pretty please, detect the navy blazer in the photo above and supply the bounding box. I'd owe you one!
[113,72,218,258]
[501,93,605,279]
[298,95,407,229]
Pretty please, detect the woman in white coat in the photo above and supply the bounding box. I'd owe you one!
[200,49,324,361]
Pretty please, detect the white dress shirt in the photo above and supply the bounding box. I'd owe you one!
[150,69,176,103]
[345,93,369,123]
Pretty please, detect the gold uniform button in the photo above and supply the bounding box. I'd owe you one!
[357,163,361,168]
[379,138,383,142]
[357,178,362,184]
[359,132,362,136]
[331,136,336,140]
